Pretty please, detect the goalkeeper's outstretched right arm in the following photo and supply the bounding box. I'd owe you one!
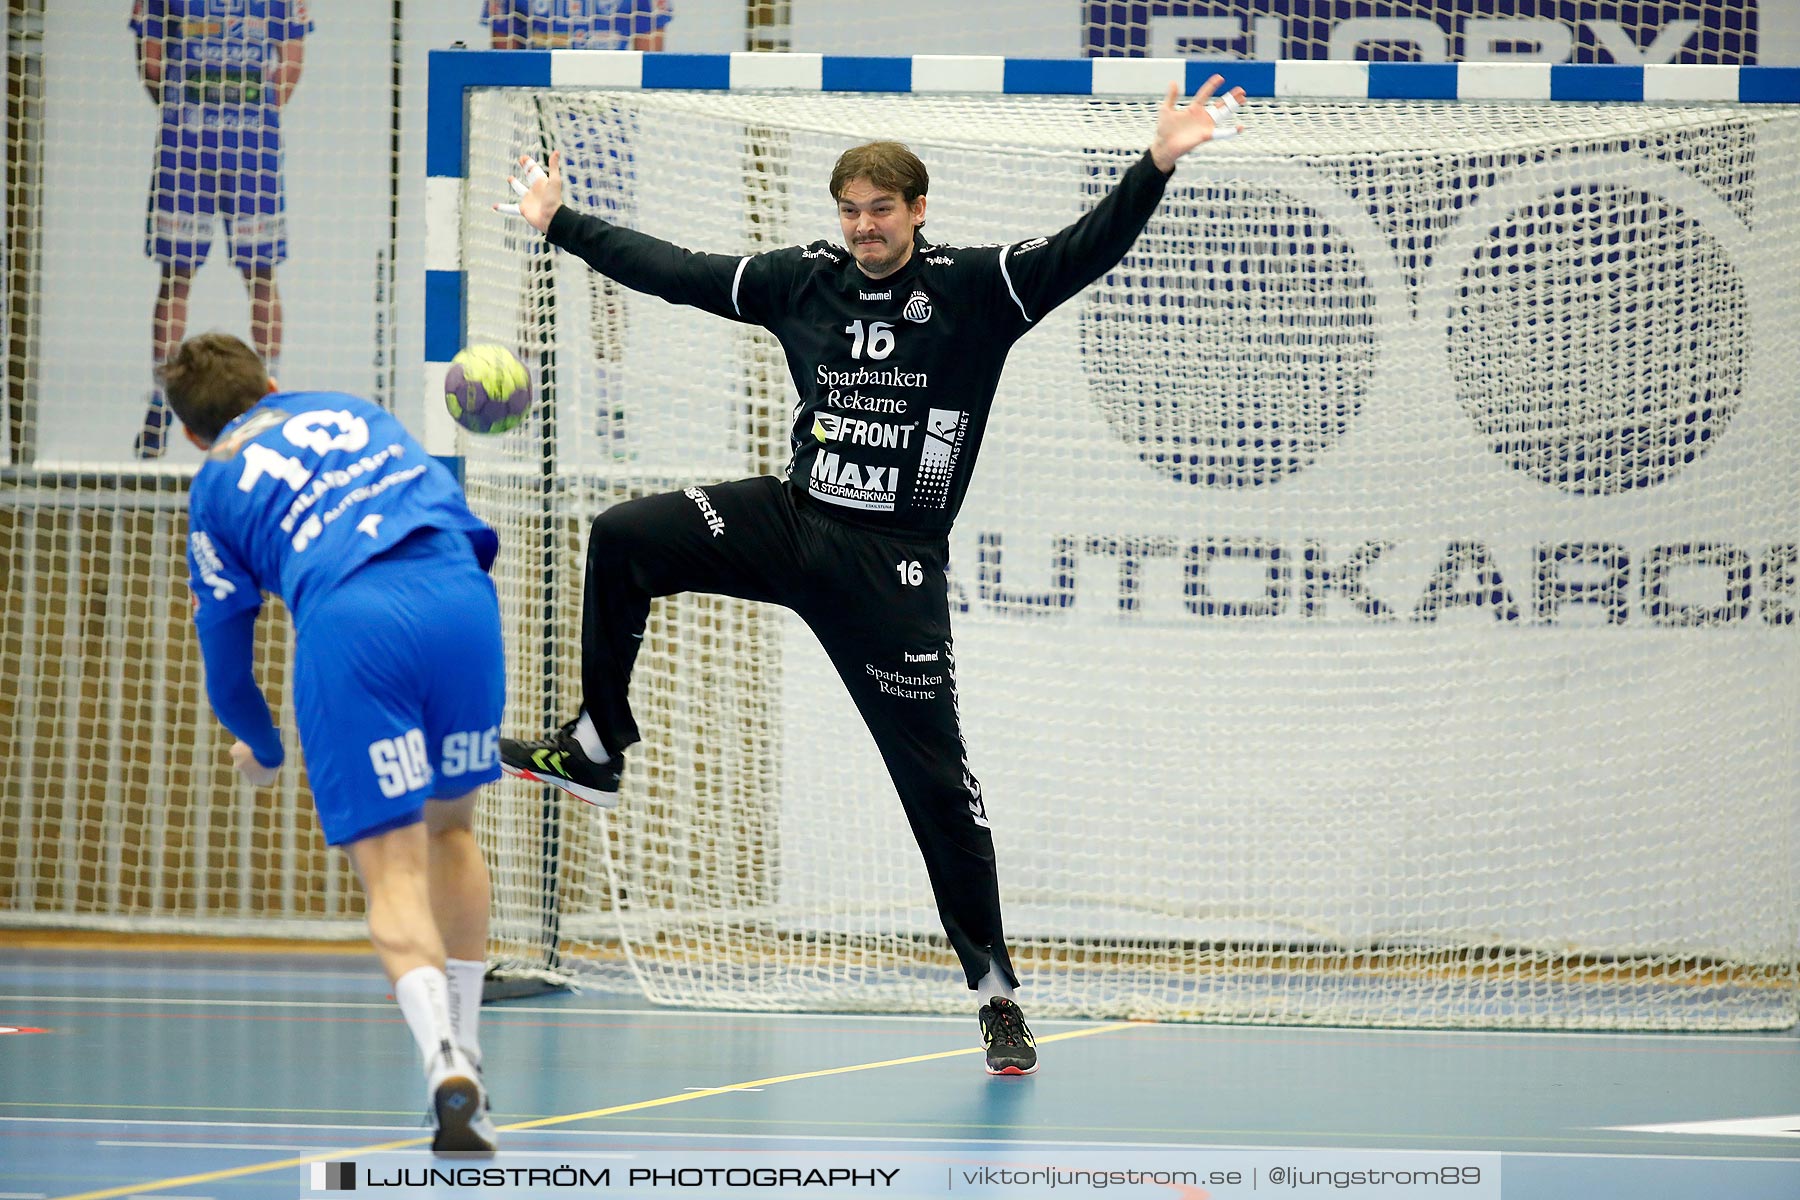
[498,150,763,324]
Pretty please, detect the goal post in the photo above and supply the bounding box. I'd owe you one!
[431,50,1800,1028]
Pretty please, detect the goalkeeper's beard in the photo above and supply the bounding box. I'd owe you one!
[853,235,910,278]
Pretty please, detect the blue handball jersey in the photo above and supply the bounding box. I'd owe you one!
[187,392,499,630]
[130,0,311,141]
[482,0,672,49]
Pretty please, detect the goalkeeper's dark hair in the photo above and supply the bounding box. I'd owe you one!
[157,332,271,443]
[829,141,929,217]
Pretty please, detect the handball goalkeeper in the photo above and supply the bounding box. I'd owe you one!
[498,77,1247,1074]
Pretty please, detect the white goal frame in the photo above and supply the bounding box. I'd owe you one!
[428,51,1800,1028]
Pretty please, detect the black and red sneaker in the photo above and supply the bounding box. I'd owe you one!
[500,720,622,808]
[979,997,1038,1075]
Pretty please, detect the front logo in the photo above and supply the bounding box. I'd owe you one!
[859,289,892,301]
[903,290,932,323]
[813,411,917,449]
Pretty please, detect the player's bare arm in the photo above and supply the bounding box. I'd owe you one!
[137,34,163,102]
[1148,73,1246,173]
[271,39,306,107]
[499,152,563,233]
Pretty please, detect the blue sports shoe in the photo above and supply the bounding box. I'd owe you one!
[135,392,174,459]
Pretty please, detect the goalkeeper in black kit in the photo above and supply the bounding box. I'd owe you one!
[498,76,1247,1074]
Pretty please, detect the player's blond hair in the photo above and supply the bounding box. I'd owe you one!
[157,333,271,443]
[829,141,930,213]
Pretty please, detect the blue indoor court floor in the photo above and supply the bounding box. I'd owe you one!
[1,944,1797,1200]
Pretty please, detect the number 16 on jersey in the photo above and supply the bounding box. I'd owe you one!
[845,320,895,360]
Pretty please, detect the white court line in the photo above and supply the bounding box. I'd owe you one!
[0,966,374,981]
[99,1144,632,1158]
[0,1119,426,1133]
[1607,1115,1800,1139]
[0,996,393,1012]
[0,996,1025,1026]
[12,1119,1799,1161]
[3,995,1795,1040]
[98,1143,380,1153]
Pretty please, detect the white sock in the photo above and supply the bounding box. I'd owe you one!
[572,711,610,763]
[394,965,456,1068]
[445,957,485,1067]
[976,968,1016,1008]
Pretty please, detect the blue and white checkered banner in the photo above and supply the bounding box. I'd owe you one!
[428,52,1800,179]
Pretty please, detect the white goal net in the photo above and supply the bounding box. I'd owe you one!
[455,79,1800,1028]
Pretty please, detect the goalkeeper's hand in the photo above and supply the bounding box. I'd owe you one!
[230,739,280,787]
[496,151,563,234]
[1149,75,1246,173]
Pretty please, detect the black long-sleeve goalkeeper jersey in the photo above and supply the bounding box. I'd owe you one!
[544,150,1173,536]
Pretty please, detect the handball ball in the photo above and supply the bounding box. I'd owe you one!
[445,344,532,434]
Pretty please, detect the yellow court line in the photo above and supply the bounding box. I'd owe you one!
[50,1021,1138,1200]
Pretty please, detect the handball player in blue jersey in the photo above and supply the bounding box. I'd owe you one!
[482,0,671,51]
[131,1,310,459]
[168,332,504,1154]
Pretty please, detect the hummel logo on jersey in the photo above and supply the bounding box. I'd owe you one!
[859,289,891,301]
[206,408,287,460]
[965,772,989,827]
[903,291,932,323]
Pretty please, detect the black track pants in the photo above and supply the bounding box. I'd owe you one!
[579,475,1017,992]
